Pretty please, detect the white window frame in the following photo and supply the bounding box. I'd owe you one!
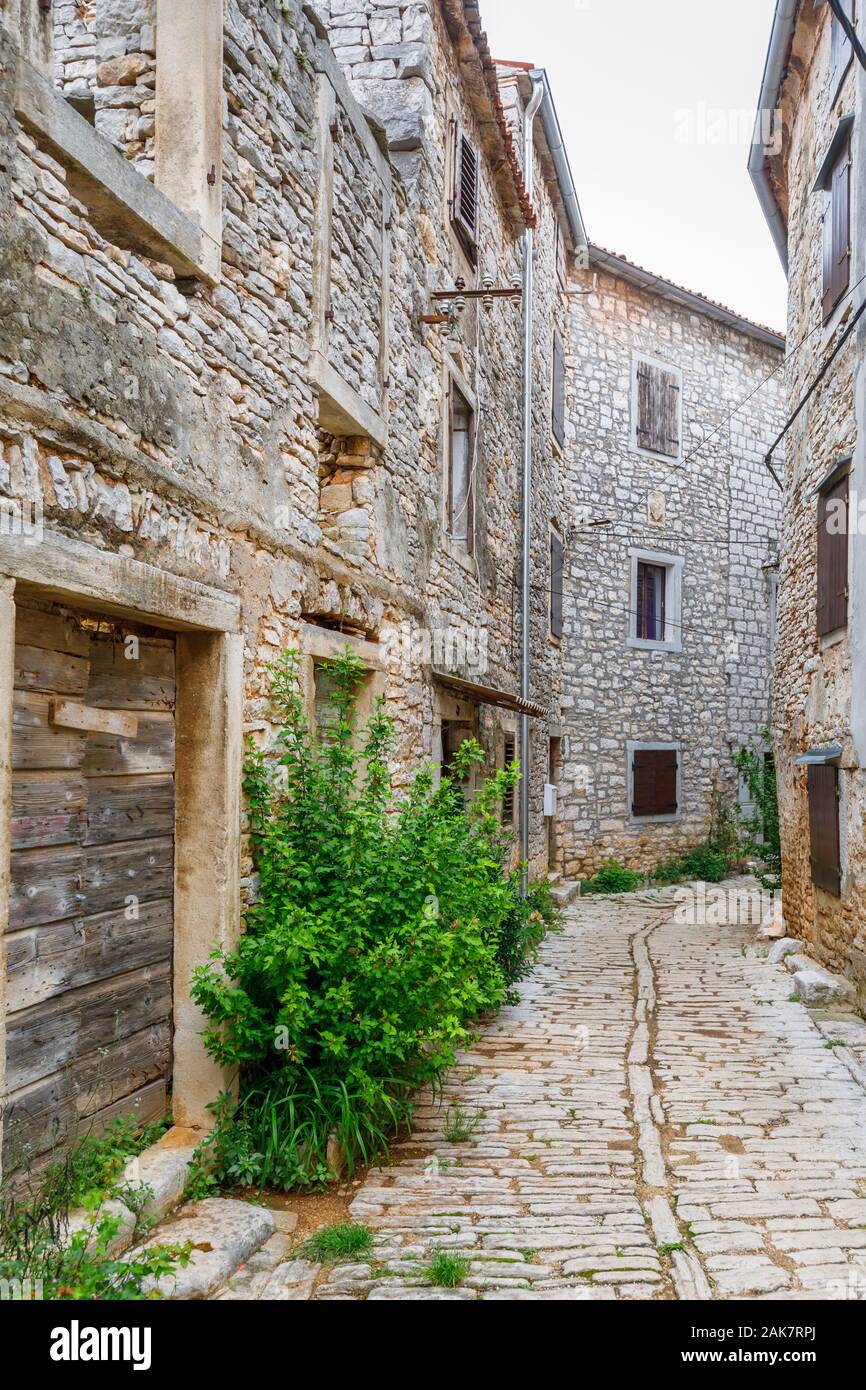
[627,740,683,825]
[630,352,683,464]
[627,548,684,652]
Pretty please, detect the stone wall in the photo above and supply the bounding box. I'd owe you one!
[772,1,866,1003]
[557,258,785,878]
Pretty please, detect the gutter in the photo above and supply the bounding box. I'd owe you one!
[748,0,799,272]
[529,67,588,255]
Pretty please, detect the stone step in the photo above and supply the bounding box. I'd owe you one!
[550,879,581,907]
[64,1129,198,1258]
[137,1197,277,1299]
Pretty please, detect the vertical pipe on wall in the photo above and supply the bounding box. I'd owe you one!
[519,78,544,889]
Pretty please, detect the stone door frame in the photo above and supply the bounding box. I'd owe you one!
[0,530,243,1169]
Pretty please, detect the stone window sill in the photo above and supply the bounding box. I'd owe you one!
[15,56,220,284]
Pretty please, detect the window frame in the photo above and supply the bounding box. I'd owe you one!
[443,364,477,555]
[550,524,564,641]
[631,352,683,463]
[817,119,853,324]
[451,119,480,266]
[551,331,566,449]
[627,741,683,824]
[627,548,684,652]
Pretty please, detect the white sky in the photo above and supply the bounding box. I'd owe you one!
[482,0,787,333]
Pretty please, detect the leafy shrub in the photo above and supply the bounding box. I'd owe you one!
[679,843,728,884]
[190,649,532,1190]
[583,858,641,894]
[496,876,558,992]
[0,1117,188,1300]
[735,735,781,891]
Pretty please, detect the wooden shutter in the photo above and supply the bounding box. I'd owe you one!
[817,472,849,635]
[502,733,516,823]
[552,333,566,446]
[636,360,680,458]
[808,763,841,896]
[550,530,564,638]
[632,748,679,817]
[452,124,479,260]
[830,0,855,99]
[823,131,851,322]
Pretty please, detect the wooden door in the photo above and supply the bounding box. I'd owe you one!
[4,601,175,1170]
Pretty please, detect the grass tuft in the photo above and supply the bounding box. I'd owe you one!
[300,1221,374,1262]
[421,1247,471,1288]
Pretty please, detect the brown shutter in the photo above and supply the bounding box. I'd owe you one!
[808,763,841,896]
[817,473,849,635]
[632,748,679,817]
[452,125,479,260]
[831,0,855,99]
[823,132,851,322]
[550,530,564,638]
[636,361,680,457]
[552,333,566,446]
[502,733,516,824]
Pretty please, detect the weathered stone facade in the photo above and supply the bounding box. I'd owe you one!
[753,1,866,1006]
[556,249,785,877]
[0,0,792,1164]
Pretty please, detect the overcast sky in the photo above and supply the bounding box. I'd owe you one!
[483,0,787,333]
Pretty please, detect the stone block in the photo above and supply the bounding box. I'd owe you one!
[767,937,803,966]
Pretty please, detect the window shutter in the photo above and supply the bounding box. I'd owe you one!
[452,125,479,260]
[550,530,564,639]
[632,748,679,817]
[636,361,680,457]
[831,0,855,99]
[817,473,848,635]
[552,333,566,446]
[808,763,841,896]
[823,132,851,322]
[502,733,516,823]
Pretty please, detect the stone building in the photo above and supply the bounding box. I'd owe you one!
[0,0,791,1174]
[751,0,866,1005]
[555,246,785,878]
[0,0,582,1170]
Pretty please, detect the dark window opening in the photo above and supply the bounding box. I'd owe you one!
[808,762,841,896]
[631,747,679,818]
[636,561,667,642]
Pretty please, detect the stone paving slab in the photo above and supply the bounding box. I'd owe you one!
[309,894,866,1302]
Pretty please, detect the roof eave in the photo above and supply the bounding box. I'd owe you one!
[748,0,800,272]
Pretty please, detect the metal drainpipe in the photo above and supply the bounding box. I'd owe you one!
[519,77,544,891]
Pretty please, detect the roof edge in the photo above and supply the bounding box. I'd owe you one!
[588,244,786,348]
[748,0,799,271]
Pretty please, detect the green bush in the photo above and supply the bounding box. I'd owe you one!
[190,649,537,1191]
[679,843,728,884]
[583,858,641,894]
[496,876,558,994]
[734,735,781,891]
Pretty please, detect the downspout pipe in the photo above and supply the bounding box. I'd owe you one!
[519,75,544,890]
[748,0,798,272]
[529,68,588,257]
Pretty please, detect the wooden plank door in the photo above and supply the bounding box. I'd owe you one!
[4,601,175,1170]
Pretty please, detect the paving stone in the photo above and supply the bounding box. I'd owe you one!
[139,1198,275,1299]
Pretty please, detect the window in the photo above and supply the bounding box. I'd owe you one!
[633,355,681,460]
[808,763,841,896]
[636,561,666,642]
[502,732,516,824]
[556,220,567,290]
[818,122,852,322]
[628,549,683,651]
[550,527,564,639]
[628,743,681,821]
[817,468,849,636]
[452,122,479,264]
[552,333,566,447]
[830,0,856,100]
[447,379,475,551]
